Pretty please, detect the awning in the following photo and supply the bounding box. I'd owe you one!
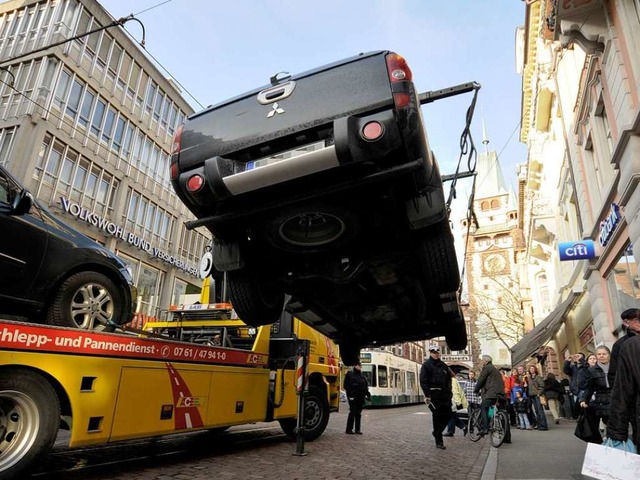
[510,292,580,367]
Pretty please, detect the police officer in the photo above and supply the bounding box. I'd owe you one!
[344,361,371,434]
[420,346,452,449]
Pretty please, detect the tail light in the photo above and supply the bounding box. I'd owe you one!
[186,174,205,192]
[385,53,413,109]
[171,124,184,155]
[170,162,179,180]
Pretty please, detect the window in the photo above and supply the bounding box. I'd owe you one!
[90,98,106,136]
[78,88,94,127]
[378,365,388,388]
[607,244,640,331]
[0,127,16,166]
[53,70,70,110]
[65,79,83,119]
[361,365,376,387]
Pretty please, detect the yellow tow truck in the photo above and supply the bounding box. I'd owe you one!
[0,278,340,480]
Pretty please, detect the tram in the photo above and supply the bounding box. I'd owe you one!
[359,350,424,407]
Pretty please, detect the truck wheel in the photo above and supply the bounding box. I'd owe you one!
[0,369,60,480]
[278,385,330,441]
[228,270,284,326]
[337,340,361,367]
[417,221,460,293]
[47,271,125,330]
[445,311,468,352]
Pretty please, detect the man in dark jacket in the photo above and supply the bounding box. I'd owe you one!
[475,355,505,435]
[609,308,640,386]
[344,361,370,434]
[563,352,586,419]
[607,335,640,450]
[420,346,452,450]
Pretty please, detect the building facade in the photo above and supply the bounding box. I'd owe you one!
[0,0,210,321]
[512,0,640,371]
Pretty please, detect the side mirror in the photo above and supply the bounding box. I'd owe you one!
[12,189,33,215]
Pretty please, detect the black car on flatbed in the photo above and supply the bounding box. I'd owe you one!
[170,51,466,364]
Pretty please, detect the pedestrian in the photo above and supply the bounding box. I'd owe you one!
[464,370,482,417]
[443,372,468,437]
[609,308,640,386]
[543,372,565,425]
[474,354,505,436]
[344,361,370,435]
[606,335,640,451]
[579,345,612,430]
[586,353,597,368]
[420,346,452,450]
[514,390,532,430]
[501,368,516,426]
[563,352,587,418]
[526,365,549,430]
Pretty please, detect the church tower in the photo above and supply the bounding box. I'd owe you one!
[461,121,521,367]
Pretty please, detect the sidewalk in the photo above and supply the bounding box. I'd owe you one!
[481,414,591,480]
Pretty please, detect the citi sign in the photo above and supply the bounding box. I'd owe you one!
[558,240,596,261]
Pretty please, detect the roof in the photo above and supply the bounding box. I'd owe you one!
[510,292,580,367]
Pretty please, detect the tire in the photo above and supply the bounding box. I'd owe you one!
[468,409,482,442]
[265,204,358,253]
[490,411,508,448]
[228,270,284,327]
[0,369,60,480]
[445,310,468,352]
[47,271,126,330]
[417,221,460,293]
[278,385,330,441]
[337,340,361,367]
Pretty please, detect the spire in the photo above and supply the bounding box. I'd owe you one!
[482,110,490,154]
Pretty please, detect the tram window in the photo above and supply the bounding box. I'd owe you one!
[378,366,388,388]
[390,367,401,388]
[362,365,376,387]
[407,371,416,390]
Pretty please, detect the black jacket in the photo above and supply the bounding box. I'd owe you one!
[578,364,611,419]
[609,331,636,387]
[344,369,369,400]
[563,358,588,395]
[607,336,640,445]
[475,363,504,400]
[419,357,451,396]
[543,378,565,400]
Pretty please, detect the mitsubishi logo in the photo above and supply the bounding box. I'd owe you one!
[267,102,285,118]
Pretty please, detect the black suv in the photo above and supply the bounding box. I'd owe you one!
[170,51,466,364]
[0,165,136,330]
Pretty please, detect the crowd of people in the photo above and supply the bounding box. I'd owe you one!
[344,307,640,453]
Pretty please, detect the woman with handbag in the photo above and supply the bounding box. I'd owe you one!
[443,371,469,437]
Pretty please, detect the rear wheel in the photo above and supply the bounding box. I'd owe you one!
[445,309,468,352]
[337,339,361,367]
[468,409,482,442]
[0,370,60,480]
[278,385,330,441]
[228,270,284,327]
[490,411,508,448]
[47,271,126,330]
[417,222,460,293]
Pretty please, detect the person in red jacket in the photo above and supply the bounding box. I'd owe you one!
[501,369,516,426]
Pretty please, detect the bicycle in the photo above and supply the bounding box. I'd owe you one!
[468,404,508,447]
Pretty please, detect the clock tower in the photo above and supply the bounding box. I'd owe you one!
[460,124,523,369]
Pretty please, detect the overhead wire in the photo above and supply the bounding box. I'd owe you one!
[112,0,205,110]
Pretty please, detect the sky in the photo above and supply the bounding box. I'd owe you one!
[101,0,528,223]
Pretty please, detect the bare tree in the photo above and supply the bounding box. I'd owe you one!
[471,274,525,351]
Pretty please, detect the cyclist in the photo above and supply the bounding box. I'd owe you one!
[474,354,505,436]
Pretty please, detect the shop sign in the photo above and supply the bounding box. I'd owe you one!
[558,240,596,261]
[598,203,622,247]
[59,197,198,276]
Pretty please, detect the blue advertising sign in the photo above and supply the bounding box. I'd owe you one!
[599,203,623,247]
[559,240,597,261]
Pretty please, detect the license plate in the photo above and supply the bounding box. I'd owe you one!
[244,140,326,172]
